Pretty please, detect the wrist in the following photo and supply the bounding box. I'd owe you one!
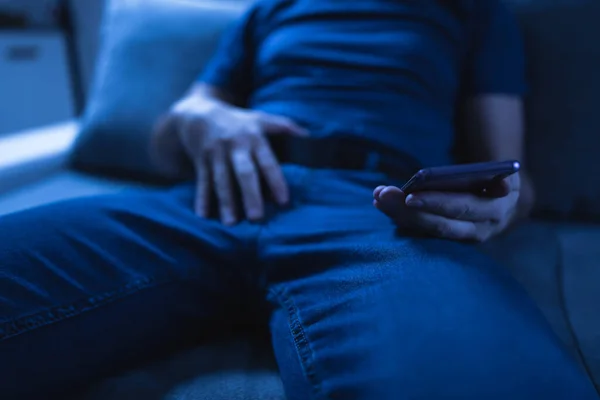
[502,183,534,234]
[515,170,536,220]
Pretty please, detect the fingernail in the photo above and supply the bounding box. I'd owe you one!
[379,187,391,201]
[405,195,423,208]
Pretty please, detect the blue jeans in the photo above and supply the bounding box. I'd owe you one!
[0,165,596,399]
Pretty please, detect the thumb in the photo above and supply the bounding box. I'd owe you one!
[256,112,309,137]
[373,186,407,220]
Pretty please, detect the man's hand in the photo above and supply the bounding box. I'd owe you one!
[373,173,521,242]
[157,93,308,225]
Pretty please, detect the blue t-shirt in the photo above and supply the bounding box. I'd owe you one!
[200,0,526,168]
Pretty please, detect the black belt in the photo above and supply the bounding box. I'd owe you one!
[269,136,421,180]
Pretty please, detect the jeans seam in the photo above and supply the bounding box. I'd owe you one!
[271,286,324,400]
[0,276,166,341]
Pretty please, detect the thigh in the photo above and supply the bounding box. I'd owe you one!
[265,200,597,400]
[0,184,258,399]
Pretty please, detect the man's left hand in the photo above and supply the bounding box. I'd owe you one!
[373,173,521,242]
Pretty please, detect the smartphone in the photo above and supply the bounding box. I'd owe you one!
[400,160,520,195]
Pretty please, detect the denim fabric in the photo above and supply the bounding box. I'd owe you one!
[0,165,596,399]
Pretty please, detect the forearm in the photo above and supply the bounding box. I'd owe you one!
[461,95,535,227]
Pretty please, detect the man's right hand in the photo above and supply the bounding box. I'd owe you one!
[159,92,308,225]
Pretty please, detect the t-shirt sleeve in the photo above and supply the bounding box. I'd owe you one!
[463,1,527,96]
[198,5,261,104]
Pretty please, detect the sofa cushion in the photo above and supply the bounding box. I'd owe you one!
[551,223,600,390]
[482,220,600,389]
[506,0,600,221]
[480,222,584,366]
[70,0,247,182]
[80,339,285,400]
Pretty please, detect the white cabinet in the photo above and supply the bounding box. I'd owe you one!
[0,31,75,135]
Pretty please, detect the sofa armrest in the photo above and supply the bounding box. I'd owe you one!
[0,121,79,195]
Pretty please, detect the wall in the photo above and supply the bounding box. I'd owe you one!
[69,0,104,99]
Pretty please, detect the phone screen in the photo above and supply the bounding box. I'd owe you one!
[400,160,520,195]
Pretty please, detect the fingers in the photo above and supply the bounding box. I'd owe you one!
[180,117,212,218]
[373,185,496,242]
[257,112,309,137]
[230,145,264,221]
[404,192,505,222]
[254,137,290,205]
[407,212,485,242]
[207,137,285,224]
[199,133,288,224]
[193,159,210,217]
[181,109,301,224]
[211,145,237,225]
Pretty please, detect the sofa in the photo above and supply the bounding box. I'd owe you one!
[0,0,599,398]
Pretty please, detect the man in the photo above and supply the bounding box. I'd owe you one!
[0,0,597,399]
